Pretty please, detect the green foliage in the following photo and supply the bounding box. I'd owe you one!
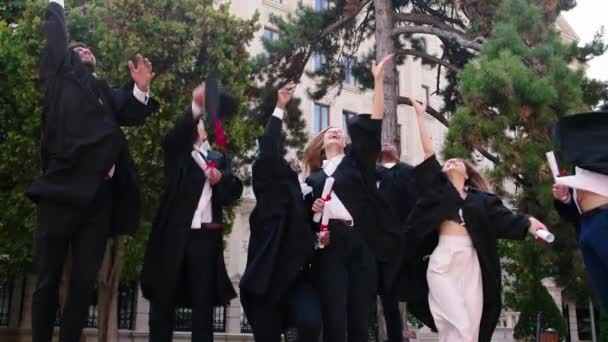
[513,281,568,341]
[600,309,608,342]
[0,3,46,279]
[0,0,261,282]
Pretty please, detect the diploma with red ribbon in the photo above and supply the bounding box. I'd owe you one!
[314,177,335,223]
[315,177,335,249]
[191,150,217,177]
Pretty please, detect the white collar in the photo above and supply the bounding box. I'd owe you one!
[193,140,211,156]
[383,162,397,169]
[322,153,345,177]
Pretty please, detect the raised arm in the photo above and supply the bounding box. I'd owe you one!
[371,54,394,121]
[161,84,205,157]
[41,0,69,78]
[408,96,434,159]
[346,55,394,174]
[257,82,296,161]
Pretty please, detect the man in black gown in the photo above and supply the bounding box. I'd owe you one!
[376,144,417,342]
[240,83,321,342]
[27,1,158,341]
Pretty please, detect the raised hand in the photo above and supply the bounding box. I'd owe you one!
[277,82,297,110]
[371,53,394,81]
[407,96,427,117]
[128,54,155,92]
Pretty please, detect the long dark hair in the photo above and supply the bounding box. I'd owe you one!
[461,159,492,193]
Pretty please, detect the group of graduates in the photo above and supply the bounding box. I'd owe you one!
[26,1,608,342]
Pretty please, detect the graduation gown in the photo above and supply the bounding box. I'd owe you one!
[140,111,243,307]
[376,162,416,225]
[240,116,316,315]
[376,162,416,297]
[306,114,404,292]
[403,155,530,342]
[27,2,159,236]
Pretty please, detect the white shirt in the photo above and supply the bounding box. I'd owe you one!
[191,143,214,228]
[321,154,353,223]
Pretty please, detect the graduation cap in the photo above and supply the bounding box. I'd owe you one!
[552,107,608,176]
[204,64,238,151]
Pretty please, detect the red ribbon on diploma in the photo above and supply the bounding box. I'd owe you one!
[320,194,332,232]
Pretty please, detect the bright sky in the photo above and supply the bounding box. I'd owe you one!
[562,0,608,81]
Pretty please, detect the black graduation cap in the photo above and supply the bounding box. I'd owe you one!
[552,106,608,176]
[204,64,238,150]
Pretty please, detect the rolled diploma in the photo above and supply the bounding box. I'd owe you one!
[313,177,335,223]
[534,229,555,243]
[191,151,211,177]
[546,151,560,181]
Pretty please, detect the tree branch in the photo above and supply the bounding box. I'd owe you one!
[393,12,467,36]
[393,25,484,51]
[312,0,371,43]
[395,49,460,72]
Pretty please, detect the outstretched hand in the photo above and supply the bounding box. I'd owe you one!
[277,82,297,110]
[371,53,394,81]
[408,96,427,117]
[128,54,155,92]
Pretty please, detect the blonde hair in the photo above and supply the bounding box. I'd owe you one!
[303,126,334,175]
[460,159,492,193]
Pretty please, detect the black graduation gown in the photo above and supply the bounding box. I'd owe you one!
[376,162,416,297]
[305,114,403,292]
[27,2,159,236]
[240,116,316,315]
[403,155,530,342]
[140,111,243,307]
[376,162,416,225]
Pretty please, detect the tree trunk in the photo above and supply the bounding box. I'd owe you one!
[97,238,123,342]
[374,0,399,148]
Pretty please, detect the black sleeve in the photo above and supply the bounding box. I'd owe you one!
[215,154,244,207]
[484,194,530,240]
[161,111,196,165]
[412,154,443,193]
[111,81,159,126]
[346,114,382,177]
[41,2,70,78]
[257,116,283,161]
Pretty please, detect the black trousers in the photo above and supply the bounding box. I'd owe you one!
[247,274,322,342]
[315,224,377,342]
[32,181,112,342]
[149,229,220,342]
[380,292,403,342]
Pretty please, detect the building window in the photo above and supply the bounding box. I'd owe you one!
[315,0,331,11]
[342,56,356,86]
[313,103,330,133]
[263,27,280,42]
[314,53,326,72]
[342,110,356,129]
